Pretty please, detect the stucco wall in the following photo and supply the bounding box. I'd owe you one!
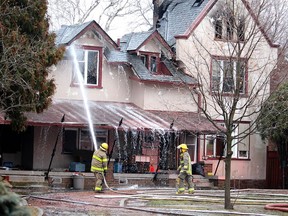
[143,84,199,112]
[199,133,266,180]
[33,127,75,170]
[176,2,278,181]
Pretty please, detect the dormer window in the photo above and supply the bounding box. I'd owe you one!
[72,46,102,88]
[140,53,159,73]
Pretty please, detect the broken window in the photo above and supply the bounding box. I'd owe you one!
[139,53,159,73]
[237,17,245,42]
[150,56,157,72]
[213,12,245,41]
[215,19,223,39]
[72,47,101,87]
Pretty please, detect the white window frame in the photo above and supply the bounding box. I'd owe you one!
[219,123,238,158]
[212,59,246,94]
[73,49,99,86]
[205,124,239,159]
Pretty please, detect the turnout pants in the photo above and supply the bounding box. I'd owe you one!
[176,172,194,193]
[94,172,104,192]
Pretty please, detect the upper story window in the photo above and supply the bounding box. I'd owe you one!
[72,46,102,88]
[211,57,247,95]
[140,53,159,73]
[214,16,245,42]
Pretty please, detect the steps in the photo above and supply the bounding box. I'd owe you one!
[1,170,217,192]
[193,175,215,189]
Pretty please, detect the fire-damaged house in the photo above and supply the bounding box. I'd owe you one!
[0,0,279,189]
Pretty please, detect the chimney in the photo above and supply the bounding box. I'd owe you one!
[153,0,160,30]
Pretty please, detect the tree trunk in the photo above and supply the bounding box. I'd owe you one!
[224,156,233,209]
[224,137,233,209]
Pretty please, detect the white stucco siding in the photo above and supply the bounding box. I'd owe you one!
[176,9,278,120]
[33,127,74,170]
[138,38,172,59]
[139,38,161,53]
[130,80,145,108]
[51,59,133,103]
[141,84,199,112]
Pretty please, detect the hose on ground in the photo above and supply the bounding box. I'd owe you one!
[101,172,135,195]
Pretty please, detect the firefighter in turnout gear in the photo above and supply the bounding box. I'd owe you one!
[91,143,108,193]
[176,143,195,194]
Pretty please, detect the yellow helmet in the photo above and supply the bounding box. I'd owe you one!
[177,143,188,150]
[100,143,108,151]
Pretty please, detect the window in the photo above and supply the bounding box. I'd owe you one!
[79,129,94,151]
[214,16,245,41]
[140,53,158,73]
[72,47,101,87]
[62,128,108,153]
[211,58,246,94]
[215,19,223,39]
[150,56,157,73]
[63,129,78,154]
[205,135,225,158]
[204,123,247,159]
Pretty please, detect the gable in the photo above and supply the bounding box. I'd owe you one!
[124,30,173,58]
[173,0,278,48]
[55,20,118,50]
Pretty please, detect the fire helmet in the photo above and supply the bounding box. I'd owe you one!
[100,143,108,151]
[177,143,188,150]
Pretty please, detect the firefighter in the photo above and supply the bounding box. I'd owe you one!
[91,143,108,193]
[176,143,195,194]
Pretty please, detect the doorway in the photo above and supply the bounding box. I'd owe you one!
[186,134,197,164]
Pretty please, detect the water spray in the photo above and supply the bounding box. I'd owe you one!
[69,44,97,150]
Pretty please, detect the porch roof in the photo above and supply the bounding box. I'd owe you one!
[0,99,219,133]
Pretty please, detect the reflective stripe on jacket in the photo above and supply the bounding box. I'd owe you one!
[179,151,192,175]
[90,148,108,173]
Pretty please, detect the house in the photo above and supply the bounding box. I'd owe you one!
[154,0,279,188]
[0,20,218,188]
[0,0,280,189]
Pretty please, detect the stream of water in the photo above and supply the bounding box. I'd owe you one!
[69,44,97,150]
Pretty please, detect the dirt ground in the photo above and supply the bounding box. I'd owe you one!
[20,187,288,216]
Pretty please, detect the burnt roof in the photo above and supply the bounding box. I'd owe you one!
[157,0,210,46]
[106,30,197,85]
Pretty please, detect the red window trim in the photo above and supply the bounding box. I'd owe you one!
[139,51,160,73]
[70,45,103,88]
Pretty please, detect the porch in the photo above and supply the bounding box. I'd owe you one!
[0,169,217,194]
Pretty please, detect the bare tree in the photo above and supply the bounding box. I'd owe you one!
[47,0,153,36]
[175,0,287,209]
